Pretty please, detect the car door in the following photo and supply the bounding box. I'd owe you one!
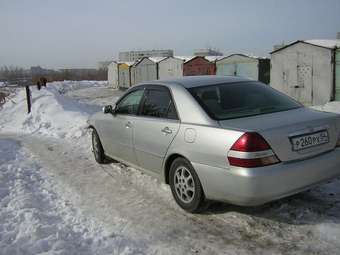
[101,88,144,165]
[133,85,180,174]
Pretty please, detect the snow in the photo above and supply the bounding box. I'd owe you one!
[304,39,340,49]
[0,138,145,255]
[0,81,107,139]
[175,56,196,63]
[204,56,224,62]
[311,101,340,114]
[1,81,340,254]
[149,57,167,63]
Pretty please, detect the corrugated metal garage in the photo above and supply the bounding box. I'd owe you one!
[216,54,270,84]
[182,56,216,76]
[270,40,340,105]
[118,61,134,89]
[336,48,340,101]
[107,61,118,88]
[133,57,166,84]
[158,57,184,79]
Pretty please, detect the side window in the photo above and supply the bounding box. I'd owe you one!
[141,88,178,119]
[115,89,144,115]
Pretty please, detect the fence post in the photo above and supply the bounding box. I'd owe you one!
[25,85,31,114]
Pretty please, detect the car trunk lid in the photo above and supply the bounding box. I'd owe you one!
[219,107,339,162]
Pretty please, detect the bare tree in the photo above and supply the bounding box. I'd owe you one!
[0,65,27,81]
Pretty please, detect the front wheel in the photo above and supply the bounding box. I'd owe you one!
[169,158,206,213]
[92,129,105,164]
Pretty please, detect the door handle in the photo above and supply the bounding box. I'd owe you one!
[125,121,132,129]
[161,127,172,134]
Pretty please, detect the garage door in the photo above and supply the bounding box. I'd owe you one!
[219,63,236,76]
[297,64,313,105]
[335,49,340,101]
[236,62,258,80]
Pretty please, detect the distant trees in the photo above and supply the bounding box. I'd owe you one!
[0,66,28,81]
[57,68,107,81]
[0,65,108,84]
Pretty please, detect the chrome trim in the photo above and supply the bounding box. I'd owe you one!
[227,149,274,159]
[288,125,329,138]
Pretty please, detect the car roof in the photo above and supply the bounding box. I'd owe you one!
[146,75,251,88]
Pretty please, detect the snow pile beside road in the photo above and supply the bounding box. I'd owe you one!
[48,80,108,95]
[0,83,99,139]
[312,101,340,114]
[0,138,144,255]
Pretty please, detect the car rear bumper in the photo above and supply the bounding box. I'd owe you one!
[192,148,340,206]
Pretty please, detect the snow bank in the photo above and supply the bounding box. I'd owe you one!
[311,101,340,114]
[0,138,145,255]
[0,82,101,139]
[48,80,108,95]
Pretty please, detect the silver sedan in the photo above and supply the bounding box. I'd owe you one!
[88,76,340,213]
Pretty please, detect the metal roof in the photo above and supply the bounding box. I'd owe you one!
[117,61,135,66]
[216,53,268,62]
[132,56,167,67]
[304,40,340,48]
[271,39,340,54]
[204,56,224,62]
[149,57,168,63]
[175,56,196,63]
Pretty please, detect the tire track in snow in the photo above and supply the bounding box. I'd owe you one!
[0,138,147,255]
[2,133,340,255]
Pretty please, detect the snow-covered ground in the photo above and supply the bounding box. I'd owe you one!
[0,138,144,255]
[1,81,340,254]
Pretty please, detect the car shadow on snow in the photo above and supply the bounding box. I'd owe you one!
[0,138,21,164]
[203,178,340,226]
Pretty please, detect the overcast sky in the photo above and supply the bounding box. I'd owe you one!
[1,0,339,69]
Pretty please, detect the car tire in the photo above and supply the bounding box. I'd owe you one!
[169,157,206,213]
[92,129,105,164]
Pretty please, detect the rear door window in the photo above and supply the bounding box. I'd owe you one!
[140,87,178,120]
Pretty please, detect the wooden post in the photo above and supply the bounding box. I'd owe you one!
[25,85,31,114]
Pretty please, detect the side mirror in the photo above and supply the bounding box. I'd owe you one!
[102,105,114,114]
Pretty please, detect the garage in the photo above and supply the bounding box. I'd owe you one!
[107,61,118,88]
[133,57,166,84]
[158,57,184,79]
[216,54,270,84]
[118,61,134,89]
[270,40,340,105]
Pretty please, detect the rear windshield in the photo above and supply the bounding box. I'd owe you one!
[188,82,302,120]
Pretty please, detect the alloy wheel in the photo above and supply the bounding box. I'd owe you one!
[174,166,195,203]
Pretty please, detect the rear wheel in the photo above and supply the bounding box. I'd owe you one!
[92,129,105,164]
[169,157,206,213]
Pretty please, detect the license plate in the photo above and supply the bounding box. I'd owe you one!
[290,130,329,151]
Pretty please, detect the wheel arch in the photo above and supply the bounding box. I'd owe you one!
[164,153,188,184]
[88,125,105,152]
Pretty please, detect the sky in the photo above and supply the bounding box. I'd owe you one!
[0,0,339,69]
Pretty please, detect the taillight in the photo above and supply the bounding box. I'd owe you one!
[228,132,280,168]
